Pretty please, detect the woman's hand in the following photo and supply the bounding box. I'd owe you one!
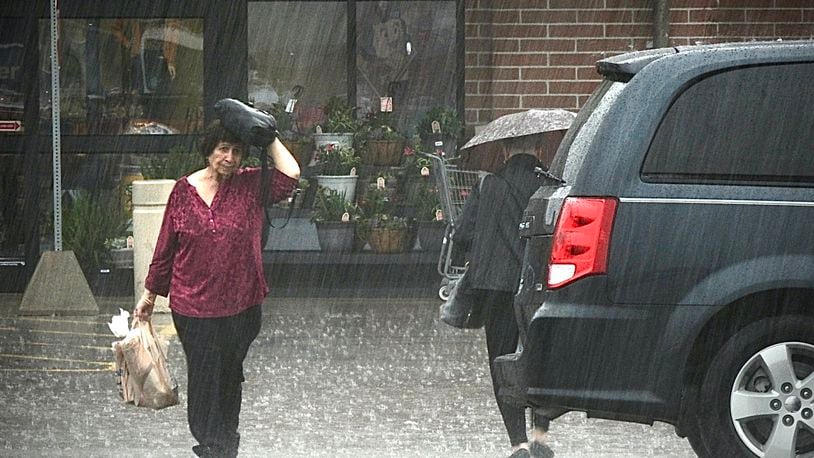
[134,291,157,321]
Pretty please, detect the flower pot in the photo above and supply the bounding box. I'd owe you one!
[361,140,404,166]
[314,175,358,203]
[368,227,409,254]
[313,133,354,151]
[315,221,356,252]
[417,221,447,253]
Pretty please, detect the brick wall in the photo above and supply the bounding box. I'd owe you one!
[464,0,814,129]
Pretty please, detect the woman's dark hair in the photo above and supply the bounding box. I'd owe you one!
[198,119,248,157]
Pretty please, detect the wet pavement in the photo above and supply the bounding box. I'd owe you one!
[0,294,696,457]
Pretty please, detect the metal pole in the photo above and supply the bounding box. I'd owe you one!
[653,0,670,49]
[50,0,62,251]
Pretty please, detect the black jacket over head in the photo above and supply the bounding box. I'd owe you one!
[453,153,544,292]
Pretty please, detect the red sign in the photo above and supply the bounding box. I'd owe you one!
[0,121,22,132]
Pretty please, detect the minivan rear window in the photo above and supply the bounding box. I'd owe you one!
[549,79,622,184]
[642,63,814,186]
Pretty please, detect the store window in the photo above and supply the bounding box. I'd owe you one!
[38,18,204,135]
[247,1,457,136]
[0,17,25,135]
[247,2,347,133]
[356,1,456,132]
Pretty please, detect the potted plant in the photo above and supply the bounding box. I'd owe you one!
[359,112,406,166]
[359,178,411,254]
[312,143,362,202]
[368,214,410,254]
[311,188,360,252]
[62,190,129,294]
[312,96,360,152]
[409,173,446,253]
[417,106,463,156]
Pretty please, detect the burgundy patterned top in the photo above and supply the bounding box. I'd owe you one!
[145,167,297,318]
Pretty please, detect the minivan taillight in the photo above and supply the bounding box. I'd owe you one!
[547,197,618,289]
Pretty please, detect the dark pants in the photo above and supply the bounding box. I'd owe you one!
[479,289,551,446]
[172,305,262,457]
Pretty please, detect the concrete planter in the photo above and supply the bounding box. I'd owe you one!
[132,179,175,313]
[417,221,446,253]
[315,221,356,252]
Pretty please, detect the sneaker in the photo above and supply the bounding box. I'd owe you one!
[529,441,555,458]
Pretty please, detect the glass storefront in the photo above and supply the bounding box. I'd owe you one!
[1,0,462,294]
[38,18,204,135]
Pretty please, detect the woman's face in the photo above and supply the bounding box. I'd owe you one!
[208,141,243,178]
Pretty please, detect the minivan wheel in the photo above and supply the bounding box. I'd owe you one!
[690,316,814,458]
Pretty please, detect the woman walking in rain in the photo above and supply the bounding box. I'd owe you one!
[453,134,557,458]
[134,119,299,457]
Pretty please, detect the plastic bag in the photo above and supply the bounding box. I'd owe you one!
[112,317,179,410]
[107,308,130,338]
[214,98,278,147]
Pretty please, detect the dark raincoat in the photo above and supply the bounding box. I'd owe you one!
[453,153,544,292]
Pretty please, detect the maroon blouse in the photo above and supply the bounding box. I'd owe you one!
[145,167,297,318]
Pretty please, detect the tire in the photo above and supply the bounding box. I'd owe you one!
[689,315,814,458]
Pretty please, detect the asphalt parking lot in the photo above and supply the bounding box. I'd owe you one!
[0,295,696,457]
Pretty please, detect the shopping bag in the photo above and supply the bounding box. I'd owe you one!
[112,317,179,410]
[439,268,485,329]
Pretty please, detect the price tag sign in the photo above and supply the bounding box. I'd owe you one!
[285,98,297,113]
[380,97,393,112]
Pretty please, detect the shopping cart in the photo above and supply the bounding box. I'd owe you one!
[420,152,485,300]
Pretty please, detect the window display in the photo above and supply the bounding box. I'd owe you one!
[247,2,347,134]
[38,18,204,135]
[0,17,25,133]
[356,1,456,133]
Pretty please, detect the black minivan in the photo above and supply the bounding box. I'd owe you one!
[495,41,814,457]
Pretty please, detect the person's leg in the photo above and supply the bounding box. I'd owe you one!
[529,408,565,457]
[217,305,263,457]
[481,289,528,448]
[172,312,226,455]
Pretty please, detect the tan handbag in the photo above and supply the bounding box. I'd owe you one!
[112,317,179,410]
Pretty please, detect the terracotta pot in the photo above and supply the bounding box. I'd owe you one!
[368,227,408,254]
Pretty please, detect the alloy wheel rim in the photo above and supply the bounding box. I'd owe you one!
[730,342,814,457]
